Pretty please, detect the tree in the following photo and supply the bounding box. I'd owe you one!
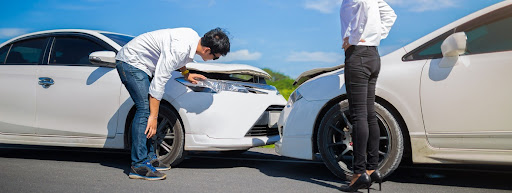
[263,68,297,100]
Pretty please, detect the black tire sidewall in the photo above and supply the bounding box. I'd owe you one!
[317,99,403,179]
[126,104,186,167]
[157,105,185,167]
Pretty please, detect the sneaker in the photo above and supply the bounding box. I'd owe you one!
[150,156,171,171]
[128,162,166,180]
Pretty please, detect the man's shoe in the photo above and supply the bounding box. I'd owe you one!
[129,162,166,180]
[150,156,171,171]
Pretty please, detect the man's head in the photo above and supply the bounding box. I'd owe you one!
[198,28,230,61]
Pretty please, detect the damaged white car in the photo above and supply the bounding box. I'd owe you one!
[0,29,286,166]
[276,1,512,179]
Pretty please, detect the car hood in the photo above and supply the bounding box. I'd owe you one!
[186,62,271,79]
[293,64,345,86]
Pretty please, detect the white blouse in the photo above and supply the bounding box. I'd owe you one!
[340,0,397,46]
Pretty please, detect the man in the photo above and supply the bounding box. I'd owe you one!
[115,27,230,180]
[339,0,396,191]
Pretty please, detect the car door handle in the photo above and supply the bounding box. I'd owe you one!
[38,77,54,88]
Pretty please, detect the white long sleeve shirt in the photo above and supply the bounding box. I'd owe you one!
[116,28,200,101]
[340,0,397,46]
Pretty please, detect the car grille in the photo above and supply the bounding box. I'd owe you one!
[245,105,284,137]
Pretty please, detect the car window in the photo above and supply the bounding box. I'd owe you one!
[462,15,512,55]
[50,37,108,65]
[5,38,48,64]
[101,33,134,47]
[0,44,10,64]
[404,4,512,61]
[402,30,453,61]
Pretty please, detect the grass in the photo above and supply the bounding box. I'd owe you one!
[258,144,275,148]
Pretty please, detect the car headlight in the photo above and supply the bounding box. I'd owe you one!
[287,89,303,107]
[175,77,249,93]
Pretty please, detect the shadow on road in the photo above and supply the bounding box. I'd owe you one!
[386,164,512,191]
[184,150,341,189]
[1,144,511,192]
[0,144,132,175]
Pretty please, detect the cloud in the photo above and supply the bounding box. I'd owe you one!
[216,49,262,62]
[0,28,29,39]
[194,49,262,62]
[386,0,457,12]
[304,0,342,14]
[304,0,459,13]
[286,51,343,63]
[207,0,216,7]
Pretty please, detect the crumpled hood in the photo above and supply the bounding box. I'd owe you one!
[293,64,345,86]
[186,62,271,79]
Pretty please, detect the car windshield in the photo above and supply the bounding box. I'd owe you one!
[101,33,134,46]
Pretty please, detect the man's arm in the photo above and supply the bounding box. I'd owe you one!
[180,66,206,84]
[145,95,160,139]
[378,0,397,39]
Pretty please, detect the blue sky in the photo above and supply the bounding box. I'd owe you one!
[0,0,504,78]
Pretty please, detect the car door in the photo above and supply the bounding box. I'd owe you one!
[420,6,512,150]
[0,37,50,136]
[36,34,122,138]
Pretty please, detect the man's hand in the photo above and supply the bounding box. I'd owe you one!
[342,37,366,50]
[185,73,207,84]
[145,116,157,139]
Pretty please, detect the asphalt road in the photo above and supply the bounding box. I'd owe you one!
[0,145,511,193]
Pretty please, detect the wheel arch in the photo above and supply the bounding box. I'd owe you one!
[123,99,183,149]
[312,95,347,154]
[375,96,413,164]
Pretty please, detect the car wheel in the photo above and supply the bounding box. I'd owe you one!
[154,105,186,167]
[317,99,403,180]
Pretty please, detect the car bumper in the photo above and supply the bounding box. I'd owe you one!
[185,134,280,151]
[275,97,328,160]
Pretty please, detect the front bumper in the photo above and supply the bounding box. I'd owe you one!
[275,97,328,160]
[185,134,280,151]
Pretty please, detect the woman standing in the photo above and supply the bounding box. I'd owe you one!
[338,0,396,192]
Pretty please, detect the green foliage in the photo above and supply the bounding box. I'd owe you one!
[263,68,297,100]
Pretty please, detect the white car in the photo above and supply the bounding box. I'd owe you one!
[276,0,512,179]
[0,29,286,166]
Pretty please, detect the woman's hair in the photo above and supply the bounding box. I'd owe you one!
[201,28,230,56]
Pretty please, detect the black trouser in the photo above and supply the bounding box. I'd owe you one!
[344,45,381,174]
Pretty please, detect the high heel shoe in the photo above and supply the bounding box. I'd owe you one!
[338,173,371,193]
[370,170,383,191]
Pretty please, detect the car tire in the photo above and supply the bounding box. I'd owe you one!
[317,99,403,180]
[126,104,186,167]
[154,105,186,167]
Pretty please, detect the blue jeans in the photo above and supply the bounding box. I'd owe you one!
[116,61,156,166]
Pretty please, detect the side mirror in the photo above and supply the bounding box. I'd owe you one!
[439,32,467,68]
[89,51,116,67]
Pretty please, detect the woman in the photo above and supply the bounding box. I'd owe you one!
[338,0,396,191]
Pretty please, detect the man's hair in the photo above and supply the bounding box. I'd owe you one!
[201,28,230,56]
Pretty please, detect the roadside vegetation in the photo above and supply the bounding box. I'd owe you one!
[263,68,297,100]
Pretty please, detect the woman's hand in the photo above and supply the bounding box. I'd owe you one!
[185,73,207,84]
[342,37,365,50]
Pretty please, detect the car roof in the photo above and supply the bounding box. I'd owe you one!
[0,29,133,50]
